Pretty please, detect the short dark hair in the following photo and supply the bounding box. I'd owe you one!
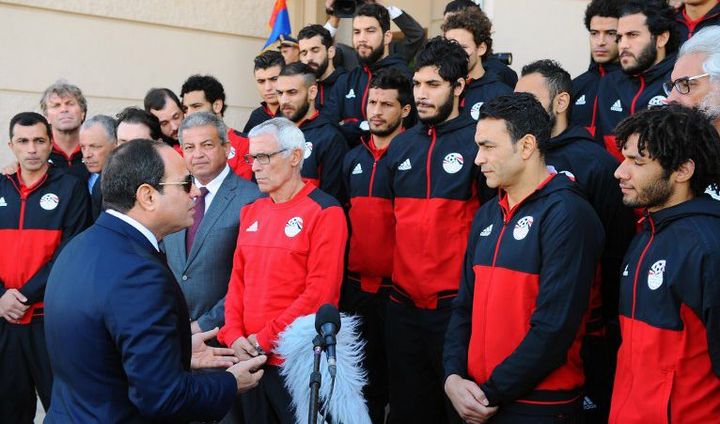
[620,0,679,53]
[355,3,391,33]
[9,112,52,140]
[180,75,227,116]
[144,88,183,113]
[443,0,481,16]
[414,36,469,85]
[116,107,163,141]
[297,24,333,50]
[521,59,573,104]
[442,8,494,58]
[615,104,720,196]
[368,67,413,109]
[479,93,552,153]
[584,0,623,31]
[101,139,167,213]
[253,50,285,72]
[279,61,317,87]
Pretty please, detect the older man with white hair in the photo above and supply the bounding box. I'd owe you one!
[665,26,720,131]
[79,115,117,220]
[218,117,348,424]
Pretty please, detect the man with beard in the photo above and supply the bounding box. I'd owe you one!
[572,0,622,135]
[322,3,414,147]
[442,8,512,122]
[276,62,348,202]
[674,0,720,44]
[516,59,636,423]
[595,0,679,161]
[666,26,720,132]
[144,88,185,150]
[382,37,483,424]
[298,24,346,111]
[41,81,88,179]
[342,67,412,423]
[609,105,720,423]
[243,52,284,134]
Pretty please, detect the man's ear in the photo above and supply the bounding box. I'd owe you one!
[383,30,393,47]
[290,147,304,167]
[453,78,466,97]
[477,42,488,60]
[401,104,412,119]
[135,183,157,211]
[328,45,336,60]
[212,100,224,117]
[519,134,539,160]
[656,30,670,50]
[554,92,571,115]
[673,159,695,184]
[308,84,318,103]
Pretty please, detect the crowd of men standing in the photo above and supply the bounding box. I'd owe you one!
[1,0,720,423]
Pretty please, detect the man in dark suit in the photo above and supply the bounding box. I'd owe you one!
[44,140,266,423]
[79,114,117,221]
[164,112,260,336]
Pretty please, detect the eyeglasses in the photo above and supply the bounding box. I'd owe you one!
[158,174,194,193]
[663,73,710,96]
[244,149,287,166]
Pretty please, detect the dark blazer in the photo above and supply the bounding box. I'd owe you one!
[44,212,237,423]
[164,171,260,332]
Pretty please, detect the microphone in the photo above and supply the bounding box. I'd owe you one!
[315,304,341,377]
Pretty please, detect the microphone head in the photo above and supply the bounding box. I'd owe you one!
[315,303,341,334]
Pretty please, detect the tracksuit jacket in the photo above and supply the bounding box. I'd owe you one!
[384,115,483,309]
[322,54,413,146]
[444,173,604,415]
[609,197,720,423]
[315,68,347,112]
[343,135,396,293]
[675,1,720,43]
[0,168,90,323]
[49,142,88,180]
[218,183,347,365]
[571,61,621,136]
[242,102,278,134]
[297,112,349,203]
[595,55,675,161]
[226,128,253,181]
[459,72,513,122]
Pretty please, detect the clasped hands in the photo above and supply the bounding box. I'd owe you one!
[445,374,499,424]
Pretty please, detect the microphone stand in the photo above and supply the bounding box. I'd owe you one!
[308,335,325,424]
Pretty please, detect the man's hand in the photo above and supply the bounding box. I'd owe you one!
[226,354,266,393]
[190,320,202,334]
[1,161,17,175]
[445,374,499,424]
[191,327,240,369]
[0,289,29,323]
[231,335,259,360]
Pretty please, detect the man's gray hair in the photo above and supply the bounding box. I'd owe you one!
[678,26,720,82]
[248,117,306,166]
[81,115,117,144]
[178,111,228,145]
[40,79,88,115]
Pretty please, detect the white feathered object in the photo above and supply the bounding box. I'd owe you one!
[276,313,372,424]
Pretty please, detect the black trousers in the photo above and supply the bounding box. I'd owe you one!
[489,408,582,424]
[0,319,53,424]
[238,365,294,424]
[340,280,389,424]
[385,301,462,424]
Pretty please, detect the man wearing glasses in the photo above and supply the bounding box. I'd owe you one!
[218,118,348,424]
[665,26,720,132]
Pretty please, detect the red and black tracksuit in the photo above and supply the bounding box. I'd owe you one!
[383,115,483,424]
[675,1,720,44]
[49,142,88,180]
[0,168,90,422]
[571,61,620,136]
[242,102,278,134]
[459,72,513,122]
[227,128,253,181]
[444,173,604,421]
[595,55,675,161]
[297,112,349,203]
[545,126,636,422]
[315,68,347,112]
[342,135,396,423]
[609,197,720,423]
[322,54,414,146]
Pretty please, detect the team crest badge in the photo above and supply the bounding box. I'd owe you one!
[647,260,666,290]
[513,216,533,240]
[285,217,304,237]
[443,153,464,174]
[40,193,59,211]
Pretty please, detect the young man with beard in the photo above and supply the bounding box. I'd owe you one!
[516,59,635,423]
[322,3,414,147]
[181,74,254,180]
[41,81,89,179]
[382,37,483,424]
[242,51,284,134]
[341,67,412,423]
[595,0,679,161]
[444,93,604,424]
[674,0,720,44]
[442,8,512,122]
[609,105,720,423]
[144,88,185,149]
[572,0,622,134]
[115,107,163,145]
[276,62,348,202]
[298,24,346,111]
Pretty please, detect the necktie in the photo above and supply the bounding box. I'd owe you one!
[186,187,209,254]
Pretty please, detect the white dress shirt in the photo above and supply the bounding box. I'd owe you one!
[106,209,159,252]
[194,164,230,213]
